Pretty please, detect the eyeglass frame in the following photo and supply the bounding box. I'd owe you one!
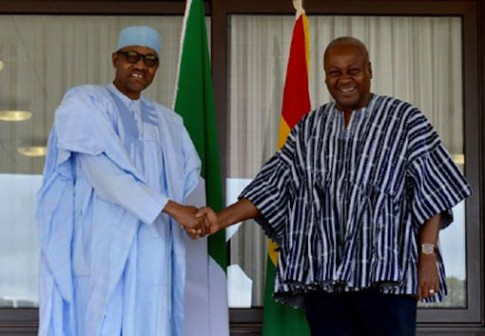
[116,50,159,67]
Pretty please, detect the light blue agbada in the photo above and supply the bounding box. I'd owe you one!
[37,84,201,336]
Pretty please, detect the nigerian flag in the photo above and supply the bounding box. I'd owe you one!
[174,0,229,335]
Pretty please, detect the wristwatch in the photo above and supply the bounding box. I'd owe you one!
[421,243,436,255]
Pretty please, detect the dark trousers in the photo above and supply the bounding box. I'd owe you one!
[304,289,417,336]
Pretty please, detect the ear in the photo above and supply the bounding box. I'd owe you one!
[367,62,373,79]
[112,52,119,68]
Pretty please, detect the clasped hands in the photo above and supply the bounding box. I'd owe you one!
[172,204,218,239]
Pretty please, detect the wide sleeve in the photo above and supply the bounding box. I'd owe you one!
[54,86,171,225]
[179,123,202,202]
[406,111,472,229]
[77,113,202,226]
[79,154,168,225]
[239,127,298,244]
[150,105,201,204]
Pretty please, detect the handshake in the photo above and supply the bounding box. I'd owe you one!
[165,202,219,240]
[165,198,258,240]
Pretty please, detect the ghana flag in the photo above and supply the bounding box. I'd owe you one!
[263,10,311,336]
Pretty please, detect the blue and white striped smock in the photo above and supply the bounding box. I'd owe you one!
[240,94,471,309]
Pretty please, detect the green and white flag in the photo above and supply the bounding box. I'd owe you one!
[173,0,229,335]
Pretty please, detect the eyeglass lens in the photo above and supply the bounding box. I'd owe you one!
[119,51,159,67]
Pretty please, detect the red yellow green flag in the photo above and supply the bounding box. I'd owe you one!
[262,12,311,336]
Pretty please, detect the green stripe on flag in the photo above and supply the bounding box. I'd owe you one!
[174,0,226,270]
[263,256,310,335]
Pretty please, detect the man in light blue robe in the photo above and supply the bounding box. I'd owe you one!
[37,26,205,336]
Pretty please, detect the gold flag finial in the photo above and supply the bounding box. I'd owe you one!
[293,0,305,18]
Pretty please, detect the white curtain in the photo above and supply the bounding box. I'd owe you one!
[228,15,464,306]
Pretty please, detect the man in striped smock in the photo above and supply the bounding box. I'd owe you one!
[197,36,471,335]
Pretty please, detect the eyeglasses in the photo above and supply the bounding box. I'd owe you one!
[116,50,159,67]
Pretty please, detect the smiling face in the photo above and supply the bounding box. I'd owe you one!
[112,45,159,100]
[324,38,373,112]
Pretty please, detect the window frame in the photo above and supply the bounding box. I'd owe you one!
[0,0,483,334]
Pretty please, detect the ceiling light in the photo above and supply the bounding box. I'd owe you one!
[452,154,465,165]
[0,110,32,122]
[17,146,47,157]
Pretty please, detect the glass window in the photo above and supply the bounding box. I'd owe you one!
[0,15,183,308]
[0,11,475,328]
[227,15,466,309]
